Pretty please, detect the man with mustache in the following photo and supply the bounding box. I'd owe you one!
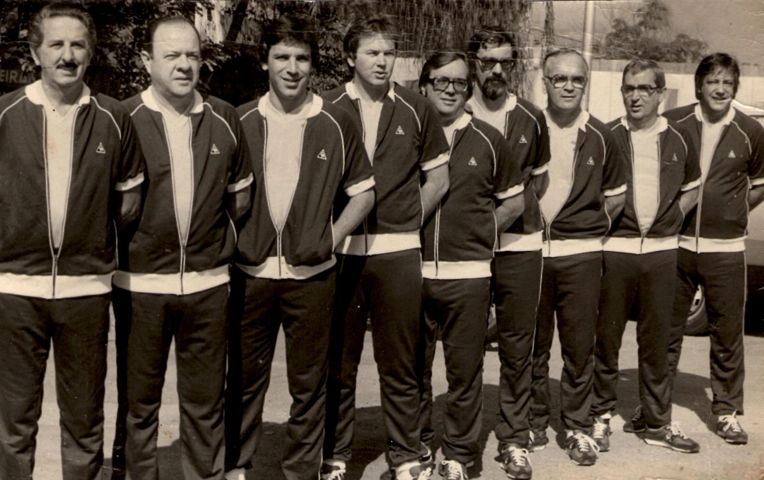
[662,53,764,446]
[113,16,253,479]
[321,16,450,480]
[530,49,626,467]
[0,4,144,479]
[465,27,550,480]
[226,13,374,480]
[592,59,700,454]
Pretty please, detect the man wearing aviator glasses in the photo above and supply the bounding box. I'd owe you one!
[530,48,626,467]
[465,27,550,479]
[592,60,701,455]
[417,51,525,480]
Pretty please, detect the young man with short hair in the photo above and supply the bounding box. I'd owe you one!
[663,53,764,446]
[592,59,701,454]
[115,16,253,480]
[322,16,450,480]
[226,13,375,480]
[418,51,525,480]
[0,4,144,479]
[529,49,626,467]
[465,27,549,479]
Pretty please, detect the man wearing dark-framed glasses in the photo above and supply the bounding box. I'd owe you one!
[465,27,550,479]
[592,59,701,455]
[530,48,626,467]
[417,51,525,480]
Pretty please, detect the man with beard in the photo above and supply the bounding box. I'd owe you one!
[0,4,144,479]
[322,16,450,480]
[530,49,626,467]
[465,27,549,480]
[662,53,764,445]
[592,59,701,454]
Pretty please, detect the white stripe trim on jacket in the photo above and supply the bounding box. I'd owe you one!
[543,237,603,258]
[679,235,746,253]
[236,256,336,280]
[422,259,491,280]
[338,231,421,256]
[0,272,113,299]
[113,265,229,295]
[497,231,543,252]
[603,235,678,254]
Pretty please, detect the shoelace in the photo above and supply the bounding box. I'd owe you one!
[321,463,346,480]
[631,405,643,423]
[441,460,464,480]
[509,447,531,467]
[592,421,609,438]
[720,412,743,433]
[669,422,690,439]
[571,432,600,452]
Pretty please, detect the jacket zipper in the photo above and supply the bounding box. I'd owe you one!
[694,123,727,251]
[544,142,579,257]
[162,116,187,294]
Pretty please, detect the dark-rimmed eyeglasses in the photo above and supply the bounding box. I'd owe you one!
[621,84,662,98]
[476,57,515,72]
[428,76,469,93]
[545,75,587,89]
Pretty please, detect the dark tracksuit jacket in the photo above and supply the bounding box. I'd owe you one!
[235,94,375,279]
[0,81,144,299]
[114,89,253,294]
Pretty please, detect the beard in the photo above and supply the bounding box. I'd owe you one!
[480,76,508,100]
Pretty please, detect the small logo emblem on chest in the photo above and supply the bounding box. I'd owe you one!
[468,157,477,166]
[672,153,678,162]
[96,142,106,154]
[728,150,736,158]
[317,149,327,160]
[210,144,220,155]
[395,126,405,135]
[586,157,594,166]
[519,134,528,144]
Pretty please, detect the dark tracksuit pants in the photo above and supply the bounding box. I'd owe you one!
[419,277,490,465]
[493,250,543,448]
[592,250,675,428]
[0,292,110,480]
[324,249,427,468]
[668,249,746,415]
[225,267,334,480]
[115,285,228,480]
[530,251,602,433]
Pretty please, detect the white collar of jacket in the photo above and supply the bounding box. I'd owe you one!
[448,111,473,132]
[257,91,323,121]
[544,108,589,132]
[141,86,204,115]
[619,115,668,133]
[26,79,91,108]
[693,103,736,127]
[345,80,396,102]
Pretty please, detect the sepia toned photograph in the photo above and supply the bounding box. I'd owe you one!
[0,1,762,479]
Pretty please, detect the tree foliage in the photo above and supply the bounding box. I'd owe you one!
[597,0,707,63]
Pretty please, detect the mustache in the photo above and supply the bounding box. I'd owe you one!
[56,61,79,69]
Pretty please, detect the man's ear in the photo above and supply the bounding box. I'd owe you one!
[347,53,355,70]
[420,87,427,96]
[261,62,268,71]
[140,50,152,72]
[30,48,40,67]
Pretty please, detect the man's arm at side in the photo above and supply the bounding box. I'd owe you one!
[750,185,764,211]
[333,189,375,248]
[227,186,252,222]
[495,194,525,233]
[421,163,450,220]
[531,171,549,200]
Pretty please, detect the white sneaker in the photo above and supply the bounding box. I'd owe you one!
[320,459,346,480]
[224,468,246,480]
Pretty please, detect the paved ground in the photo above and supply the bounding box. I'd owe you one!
[33,317,764,480]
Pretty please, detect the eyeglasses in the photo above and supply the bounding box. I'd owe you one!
[429,76,469,93]
[476,57,515,72]
[545,75,587,89]
[621,84,661,98]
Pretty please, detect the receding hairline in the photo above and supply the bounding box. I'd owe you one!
[543,51,588,75]
[146,17,201,54]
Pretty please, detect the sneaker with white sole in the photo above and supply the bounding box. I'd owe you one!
[527,429,548,452]
[623,405,645,433]
[499,444,532,479]
[320,459,346,480]
[394,448,434,480]
[716,411,748,445]
[592,415,611,452]
[224,468,246,480]
[439,459,468,480]
[642,422,700,453]
[565,431,599,466]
